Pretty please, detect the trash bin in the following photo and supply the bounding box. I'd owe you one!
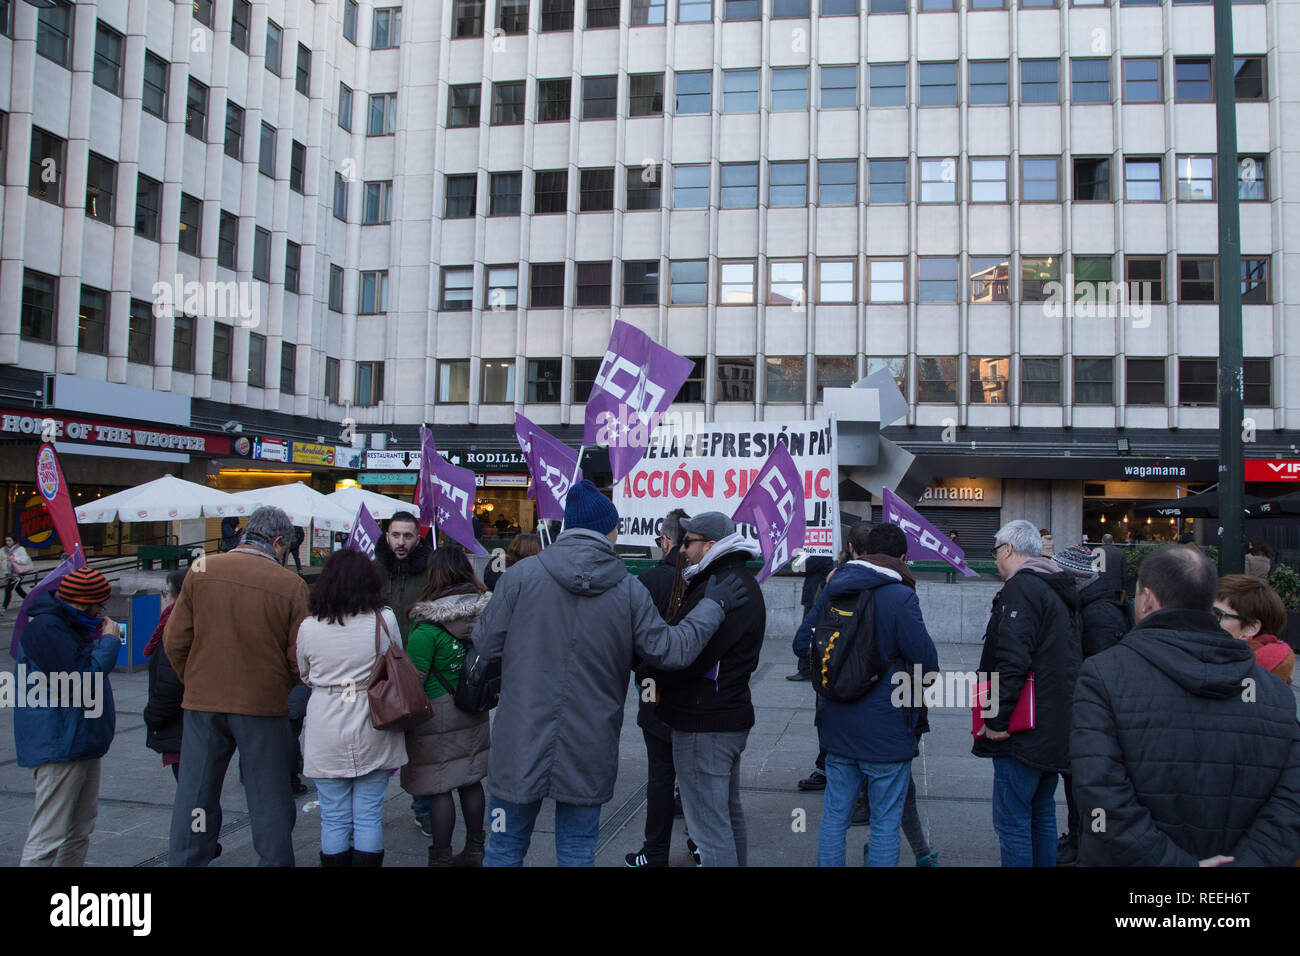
[105,589,162,674]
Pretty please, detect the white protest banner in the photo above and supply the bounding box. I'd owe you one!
[613,418,838,558]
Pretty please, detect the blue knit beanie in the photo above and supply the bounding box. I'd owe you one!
[564,480,619,535]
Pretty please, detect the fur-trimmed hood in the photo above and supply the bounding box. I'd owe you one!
[409,590,492,625]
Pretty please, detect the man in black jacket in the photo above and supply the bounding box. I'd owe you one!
[1072,545,1300,866]
[974,520,1082,867]
[648,512,766,867]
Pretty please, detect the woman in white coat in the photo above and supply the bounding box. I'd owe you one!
[2,535,33,614]
[297,548,408,867]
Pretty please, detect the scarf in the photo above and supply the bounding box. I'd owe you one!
[144,603,174,659]
[682,532,761,583]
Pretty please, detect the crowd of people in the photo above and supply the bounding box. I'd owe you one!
[10,486,1300,868]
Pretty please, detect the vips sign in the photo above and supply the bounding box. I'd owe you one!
[613,418,838,558]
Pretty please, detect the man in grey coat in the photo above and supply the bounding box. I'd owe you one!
[468,480,750,867]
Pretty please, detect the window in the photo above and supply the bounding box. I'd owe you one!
[821,0,856,12]
[232,0,251,50]
[21,270,57,343]
[571,358,602,402]
[342,1,357,43]
[143,52,168,118]
[448,85,481,127]
[187,79,209,140]
[1071,58,1110,103]
[325,357,340,402]
[537,78,571,121]
[576,262,612,305]
[917,357,958,403]
[441,267,473,311]
[454,0,484,36]
[679,0,712,22]
[719,261,756,304]
[217,210,238,268]
[920,158,956,202]
[579,167,614,211]
[970,159,1006,202]
[1021,256,1060,302]
[542,0,574,31]
[814,357,856,402]
[1178,256,1215,302]
[1243,359,1270,406]
[1176,155,1212,201]
[1123,58,1160,102]
[766,358,805,404]
[128,299,154,365]
[769,161,807,206]
[135,174,162,239]
[1241,257,1269,304]
[481,361,515,403]
[248,333,266,388]
[75,287,108,355]
[489,172,522,216]
[1234,56,1266,101]
[368,93,398,135]
[356,362,384,406]
[919,62,957,107]
[265,20,282,75]
[817,260,855,303]
[93,22,124,94]
[722,69,758,113]
[869,64,906,107]
[820,66,857,109]
[1020,157,1059,201]
[1022,357,1061,404]
[717,357,755,402]
[526,359,562,403]
[968,358,1009,404]
[970,61,1008,105]
[818,160,856,205]
[224,102,245,159]
[290,141,306,193]
[85,153,116,224]
[178,193,202,255]
[280,343,296,393]
[1238,156,1266,201]
[531,263,566,307]
[675,358,706,402]
[296,43,311,95]
[36,0,72,67]
[868,159,906,203]
[623,261,660,305]
[583,76,618,119]
[587,0,620,27]
[1073,256,1112,303]
[1021,59,1059,104]
[771,67,809,111]
[491,82,525,125]
[1177,358,1216,406]
[676,71,712,114]
[329,265,345,311]
[213,324,233,381]
[720,163,758,208]
[921,0,954,8]
[1175,58,1211,101]
[486,265,519,310]
[918,258,957,302]
[1124,158,1161,201]
[285,241,301,293]
[1125,358,1164,405]
[868,259,905,302]
[359,270,388,313]
[245,232,272,290]
[769,261,806,307]
[339,84,354,130]
[627,165,661,209]
[534,170,568,214]
[444,174,475,217]
[1126,257,1164,303]
[1073,158,1110,200]
[438,360,470,403]
[173,315,196,373]
[670,260,708,305]
[258,122,276,176]
[969,256,1010,302]
[334,172,348,220]
[193,0,213,27]
[1074,357,1113,405]
[499,0,529,33]
[773,0,809,15]
[629,74,664,117]
[673,165,709,209]
[633,0,668,24]
[373,7,401,47]
[363,181,394,224]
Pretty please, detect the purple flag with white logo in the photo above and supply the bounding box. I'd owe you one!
[731,443,807,584]
[428,438,488,556]
[417,426,438,531]
[343,504,383,560]
[881,487,977,577]
[9,550,88,659]
[515,414,582,521]
[583,320,695,483]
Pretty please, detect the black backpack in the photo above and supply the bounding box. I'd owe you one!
[809,586,892,702]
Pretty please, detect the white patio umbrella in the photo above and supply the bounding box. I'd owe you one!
[74,475,236,523]
[214,482,356,532]
[324,486,415,521]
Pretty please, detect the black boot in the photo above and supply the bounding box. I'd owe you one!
[320,849,352,867]
[428,845,455,867]
[452,832,486,867]
[352,849,384,867]
[786,657,812,681]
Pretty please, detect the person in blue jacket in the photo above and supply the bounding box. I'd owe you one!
[799,524,940,867]
[14,567,121,867]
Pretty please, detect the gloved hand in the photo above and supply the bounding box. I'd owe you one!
[704,575,749,614]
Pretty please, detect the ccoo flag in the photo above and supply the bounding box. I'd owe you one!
[427,438,488,556]
[880,487,977,577]
[343,503,383,559]
[731,443,807,584]
[514,413,582,521]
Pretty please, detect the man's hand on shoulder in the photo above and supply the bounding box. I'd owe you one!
[704,575,749,615]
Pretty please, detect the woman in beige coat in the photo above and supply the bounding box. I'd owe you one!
[297,549,407,867]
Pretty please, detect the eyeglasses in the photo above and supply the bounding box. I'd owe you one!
[1212,607,1246,624]
[991,543,1008,558]
[682,536,707,547]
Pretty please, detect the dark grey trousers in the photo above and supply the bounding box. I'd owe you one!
[168,710,296,867]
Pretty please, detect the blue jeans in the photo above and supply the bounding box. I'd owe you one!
[482,795,602,867]
[411,794,431,816]
[991,757,1058,867]
[818,754,911,867]
[314,769,390,854]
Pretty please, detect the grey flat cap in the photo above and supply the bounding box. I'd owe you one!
[680,512,735,541]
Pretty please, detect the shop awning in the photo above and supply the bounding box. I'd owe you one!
[1133,487,1264,519]
[74,475,236,523]
[1246,492,1300,516]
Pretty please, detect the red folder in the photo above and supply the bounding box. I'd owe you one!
[971,672,1035,737]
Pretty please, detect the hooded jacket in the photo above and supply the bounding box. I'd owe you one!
[1072,608,1300,866]
[972,557,1082,773]
[374,533,433,646]
[465,528,728,806]
[1077,575,1132,659]
[143,603,183,756]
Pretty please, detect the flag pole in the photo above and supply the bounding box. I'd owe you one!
[559,445,585,533]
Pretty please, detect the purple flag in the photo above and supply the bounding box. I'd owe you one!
[515,414,582,521]
[428,437,488,556]
[880,487,977,577]
[343,503,383,559]
[583,320,694,483]
[417,426,437,530]
[731,444,807,584]
[9,551,88,659]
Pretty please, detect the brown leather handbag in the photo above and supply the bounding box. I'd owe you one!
[366,612,433,731]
